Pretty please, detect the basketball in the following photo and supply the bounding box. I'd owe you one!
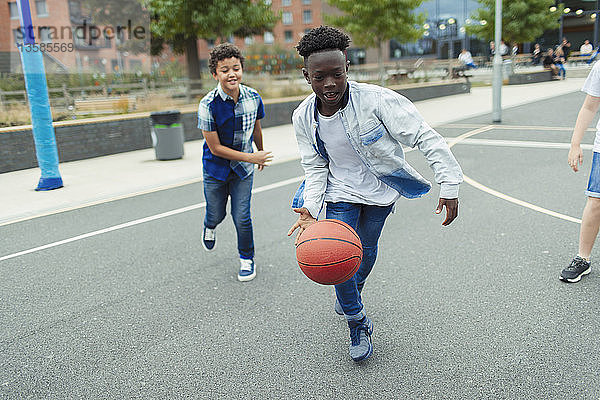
[295,219,363,285]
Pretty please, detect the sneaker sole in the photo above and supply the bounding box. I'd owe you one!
[238,270,256,282]
[559,267,591,283]
[201,242,215,252]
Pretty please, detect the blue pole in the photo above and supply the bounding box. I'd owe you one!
[16,0,63,191]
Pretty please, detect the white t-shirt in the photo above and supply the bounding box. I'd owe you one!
[458,51,474,65]
[581,61,600,152]
[581,43,593,54]
[317,110,399,206]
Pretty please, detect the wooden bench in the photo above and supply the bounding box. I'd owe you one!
[74,96,137,115]
[566,51,593,65]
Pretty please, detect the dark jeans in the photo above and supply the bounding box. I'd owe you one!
[326,201,394,316]
[203,170,254,259]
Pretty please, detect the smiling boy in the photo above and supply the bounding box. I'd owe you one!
[198,43,272,281]
[287,26,463,361]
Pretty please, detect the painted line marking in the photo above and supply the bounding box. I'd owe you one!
[0,176,304,262]
[442,123,595,132]
[453,138,594,150]
[463,175,581,224]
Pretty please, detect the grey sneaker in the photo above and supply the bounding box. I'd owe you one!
[202,226,216,251]
[559,256,591,283]
[348,316,374,362]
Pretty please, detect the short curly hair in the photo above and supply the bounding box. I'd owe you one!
[295,26,351,59]
[208,43,245,75]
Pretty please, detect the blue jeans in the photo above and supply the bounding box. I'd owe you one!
[556,63,566,78]
[326,202,394,316]
[203,170,254,259]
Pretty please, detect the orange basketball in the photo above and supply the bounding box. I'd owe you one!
[295,219,363,285]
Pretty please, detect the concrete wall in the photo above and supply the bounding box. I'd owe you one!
[508,71,553,85]
[0,81,470,173]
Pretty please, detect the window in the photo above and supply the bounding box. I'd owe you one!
[282,11,293,25]
[244,36,254,45]
[263,31,274,44]
[35,0,48,16]
[39,27,52,43]
[264,0,271,4]
[284,30,293,43]
[302,10,312,24]
[302,0,311,4]
[206,38,215,48]
[282,0,291,6]
[9,2,19,19]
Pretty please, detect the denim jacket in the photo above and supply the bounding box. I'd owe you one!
[291,81,463,218]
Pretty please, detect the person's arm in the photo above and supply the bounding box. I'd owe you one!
[252,120,269,171]
[377,88,462,225]
[287,110,329,243]
[569,95,600,172]
[203,130,272,166]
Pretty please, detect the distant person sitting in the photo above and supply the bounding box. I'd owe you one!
[543,48,559,78]
[499,40,509,56]
[511,42,518,56]
[458,48,477,69]
[554,47,567,79]
[581,39,593,56]
[532,43,542,66]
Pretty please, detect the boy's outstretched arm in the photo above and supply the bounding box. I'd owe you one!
[252,120,267,171]
[203,130,273,167]
[435,198,459,226]
[569,95,600,172]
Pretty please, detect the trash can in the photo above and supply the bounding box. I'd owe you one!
[150,110,184,160]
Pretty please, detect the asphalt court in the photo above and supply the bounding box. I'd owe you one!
[2,90,600,398]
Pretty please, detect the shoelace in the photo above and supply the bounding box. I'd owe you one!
[204,228,215,241]
[240,259,253,272]
[349,319,367,346]
[568,257,589,271]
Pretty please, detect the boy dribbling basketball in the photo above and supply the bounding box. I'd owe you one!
[287,26,463,362]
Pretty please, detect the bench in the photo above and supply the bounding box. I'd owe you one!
[566,51,593,65]
[74,96,137,116]
[507,70,553,85]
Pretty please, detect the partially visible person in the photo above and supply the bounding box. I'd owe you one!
[554,47,567,79]
[499,40,509,56]
[561,37,572,60]
[458,48,477,69]
[543,48,559,77]
[580,39,593,56]
[560,60,600,283]
[489,41,496,63]
[511,42,519,57]
[532,43,542,66]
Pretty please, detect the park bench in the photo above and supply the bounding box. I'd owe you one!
[508,70,553,85]
[566,51,593,65]
[74,96,137,116]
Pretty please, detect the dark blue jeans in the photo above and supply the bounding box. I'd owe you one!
[326,202,394,316]
[203,170,254,260]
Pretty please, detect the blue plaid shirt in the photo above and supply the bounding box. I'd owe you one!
[197,83,265,181]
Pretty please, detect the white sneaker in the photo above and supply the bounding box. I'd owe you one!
[238,258,256,282]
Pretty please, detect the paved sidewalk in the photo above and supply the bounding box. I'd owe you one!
[0,78,586,225]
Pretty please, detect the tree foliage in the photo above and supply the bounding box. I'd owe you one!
[466,0,564,43]
[324,0,426,49]
[147,0,279,52]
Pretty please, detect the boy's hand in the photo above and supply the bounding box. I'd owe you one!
[568,144,583,172]
[435,198,459,226]
[287,207,317,245]
[249,151,273,170]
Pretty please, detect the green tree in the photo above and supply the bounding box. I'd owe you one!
[147,0,278,84]
[466,0,563,44]
[325,0,426,85]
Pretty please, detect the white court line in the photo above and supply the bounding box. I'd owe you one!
[455,138,594,150]
[0,176,304,262]
[443,123,594,132]
[463,176,582,224]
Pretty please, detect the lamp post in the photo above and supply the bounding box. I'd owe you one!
[492,0,502,123]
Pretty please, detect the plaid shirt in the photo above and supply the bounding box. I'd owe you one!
[197,83,265,181]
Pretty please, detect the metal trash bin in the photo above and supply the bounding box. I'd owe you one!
[150,110,184,160]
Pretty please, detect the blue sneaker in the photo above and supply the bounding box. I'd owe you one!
[202,226,216,251]
[238,258,256,282]
[348,316,374,362]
